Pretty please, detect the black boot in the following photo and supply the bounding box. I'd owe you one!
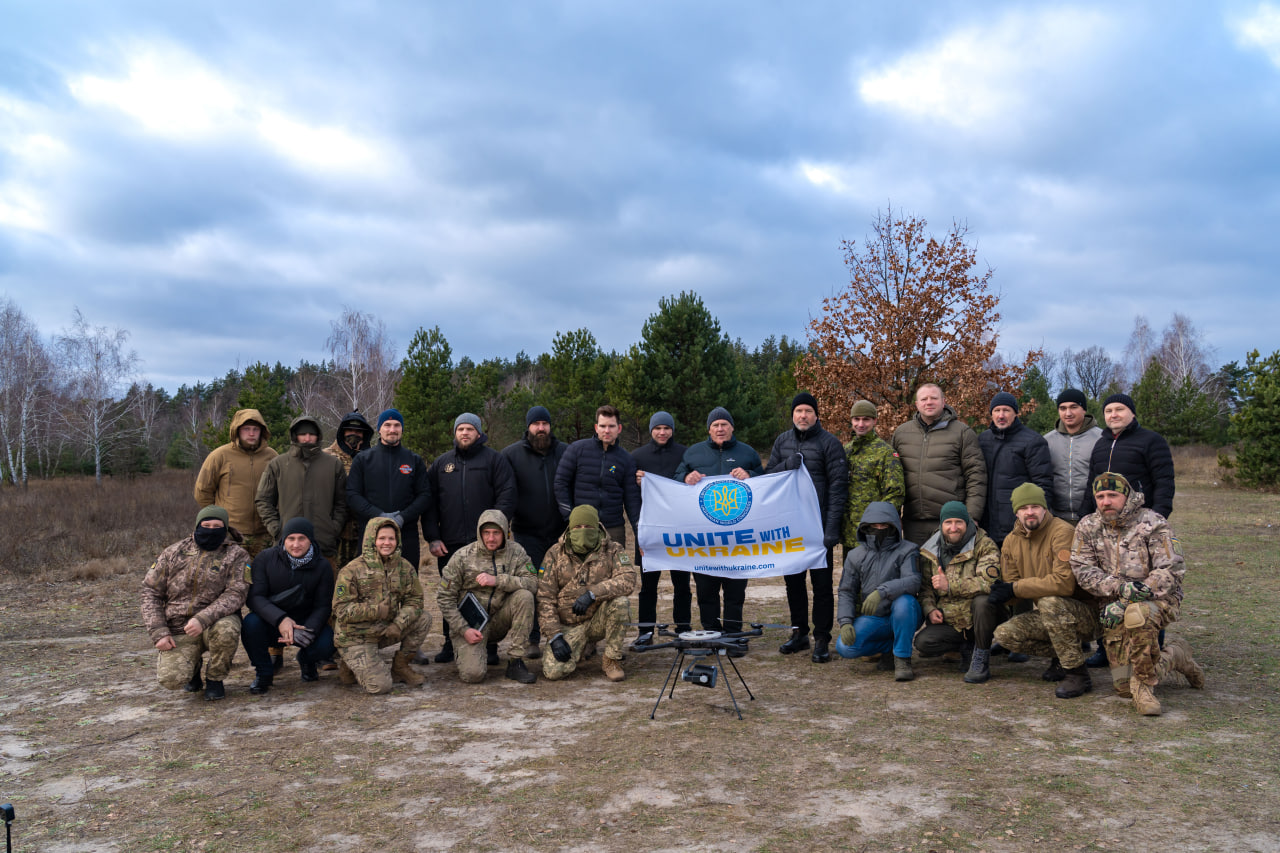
[1085,645,1109,667]
[1041,658,1066,682]
[811,637,830,663]
[1054,665,1093,699]
[434,636,455,664]
[250,672,272,695]
[204,680,226,701]
[505,658,537,684]
[487,643,500,666]
[183,666,203,693]
[779,630,810,655]
[299,658,319,683]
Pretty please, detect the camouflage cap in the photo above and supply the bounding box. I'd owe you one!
[1092,471,1132,496]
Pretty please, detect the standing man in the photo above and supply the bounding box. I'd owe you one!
[1080,393,1176,520]
[554,404,642,548]
[675,407,764,636]
[990,484,1100,699]
[424,413,517,663]
[324,411,375,569]
[141,506,250,701]
[346,409,432,574]
[538,505,637,682]
[766,392,849,663]
[436,510,539,684]
[1071,473,1204,715]
[913,502,1001,683]
[632,411,691,642]
[1043,389,1102,525]
[194,408,278,558]
[501,405,569,658]
[978,392,1055,549]
[841,400,905,548]
[255,415,347,559]
[892,384,987,546]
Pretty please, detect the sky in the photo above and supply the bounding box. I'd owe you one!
[2,1,1279,393]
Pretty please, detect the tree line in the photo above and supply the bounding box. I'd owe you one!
[3,210,1277,487]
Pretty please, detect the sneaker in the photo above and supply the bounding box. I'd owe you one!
[505,658,537,684]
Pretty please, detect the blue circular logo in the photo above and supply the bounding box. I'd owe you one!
[698,480,753,526]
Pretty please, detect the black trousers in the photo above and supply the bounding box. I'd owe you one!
[783,546,835,641]
[914,594,1001,655]
[638,563,693,632]
[694,574,747,634]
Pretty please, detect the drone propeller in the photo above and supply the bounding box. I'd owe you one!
[626,621,669,629]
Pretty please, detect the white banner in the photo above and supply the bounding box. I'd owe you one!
[636,465,826,578]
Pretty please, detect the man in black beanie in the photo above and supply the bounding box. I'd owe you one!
[977,391,1054,549]
[1043,389,1102,525]
[1079,393,1175,520]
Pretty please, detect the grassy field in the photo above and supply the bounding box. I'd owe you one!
[0,450,1277,852]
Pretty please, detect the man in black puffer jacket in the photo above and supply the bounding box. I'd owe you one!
[553,404,642,547]
[632,411,691,641]
[978,392,1055,548]
[766,392,849,663]
[1079,393,1175,520]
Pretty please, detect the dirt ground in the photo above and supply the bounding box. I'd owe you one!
[2,479,1278,852]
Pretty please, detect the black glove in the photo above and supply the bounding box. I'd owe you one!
[292,626,315,648]
[987,581,1015,606]
[572,590,596,615]
[550,633,572,662]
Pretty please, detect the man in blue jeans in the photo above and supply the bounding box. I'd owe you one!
[834,502,922,681]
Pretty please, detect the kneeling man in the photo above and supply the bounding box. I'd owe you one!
[141,506,250,701]
[333,518,431,694]
[538,505,636,682]
[438,510,539,684]
[991,484,1100,698]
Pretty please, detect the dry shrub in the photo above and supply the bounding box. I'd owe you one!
[1172,444,1230,488]
[0,470,195,578]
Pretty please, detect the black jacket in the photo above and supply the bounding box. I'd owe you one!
[554,437,642,528]
[345,442,432,529]
[1080,419,1175,519]
[766,421,849,548]
[978,418,1055,545]
[247,545,334,634]
[675,437,765,479]
[631,438,688,480]
[423,434,517,547]
[501,433,569,541]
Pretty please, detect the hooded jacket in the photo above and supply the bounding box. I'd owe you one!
[246,538,335,634]
[537,520,636,637]
[194,409,278,539]
[324,411,374,476]
[916,526,1000,630]
[766,420,849,549]
[141,531,251,644]
[891,405,987,524]
[836,502,921,623]
[1070,487,1184,605]
[553,437,643,529]
[977,417,1055,545]
[255,415,348,554]
[501,432,569,542]
[437,509,537,636]
[423,432,518,548]
[1043,415,1103,523]
[1079,418,1175,520]
[332,518,425,647]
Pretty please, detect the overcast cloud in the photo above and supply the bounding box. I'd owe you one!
[2,1,1278,391]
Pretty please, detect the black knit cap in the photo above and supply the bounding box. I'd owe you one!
[1056,388,1088,408]
[281,516,315,542]
[1103,393,1136,415]
[989,391,1019,414]
[792,392,819,416]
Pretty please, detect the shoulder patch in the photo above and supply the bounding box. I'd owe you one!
[335,583,347,598]
[1169,536,1183,557]
[1057,549,1072,562]
[619,553,632,566]
[524,562,537,575]
[982,564,1000,581]
[537,565,546,576]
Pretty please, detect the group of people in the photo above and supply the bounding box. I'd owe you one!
[142,381,1203,716]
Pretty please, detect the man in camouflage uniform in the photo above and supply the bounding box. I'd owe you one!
[1071,472,1205,715]
[141,506,250,701]
[538,504,636,682]
[332,518,431,694]
[841,400,905,549]
[437,510,539,684]
[912,501,1001,683]
[323,411,374,568]
[991,483,1100,699]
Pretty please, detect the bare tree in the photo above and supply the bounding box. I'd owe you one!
[1067,345,1121,399]
[57,309,140,483]
[325,308,399,421]
[1123,315,1155,389]
[0,299,53,486]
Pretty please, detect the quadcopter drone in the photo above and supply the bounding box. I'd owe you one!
[628,622,792,720]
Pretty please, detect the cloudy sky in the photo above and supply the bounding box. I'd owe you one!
[2,2,1278,392]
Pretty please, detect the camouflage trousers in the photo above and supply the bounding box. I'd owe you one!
[992,596,1100,669]
[156,615,242,689]
[339,612,432,695]
[541,597,631,681]
[1103,598,1179,688]
[334,534,361,573]
[451,589,534,684]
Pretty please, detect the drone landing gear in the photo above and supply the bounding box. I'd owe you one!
[650,647,755,720]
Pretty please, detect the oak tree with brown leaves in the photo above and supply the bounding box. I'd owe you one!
[797,210,1039,439]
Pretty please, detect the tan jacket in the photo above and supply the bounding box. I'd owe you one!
[194,409,278,539]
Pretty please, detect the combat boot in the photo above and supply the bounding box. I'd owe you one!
[602,655,626,682]
[505,658,537,684]
[1131,678,1161,716]
[487,643,501,666]
[434,636,455,664]
[963,648,990,683]
[392,651,425,687]
[183,667,203,693]
[338,659,357,685]
[894,656,915,682]
[1041,658,1066,682]
[203,680,226,701]
[1054,666,1092,699]
[1160,636,1205,689]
